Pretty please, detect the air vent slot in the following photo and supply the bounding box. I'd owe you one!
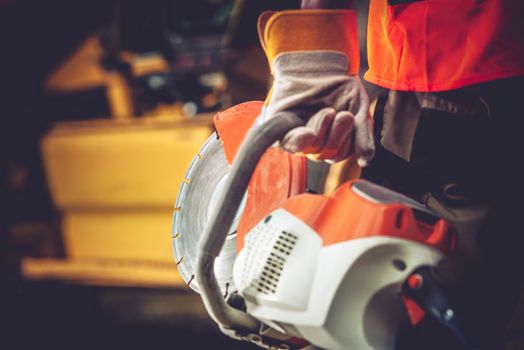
[254,231,297,295]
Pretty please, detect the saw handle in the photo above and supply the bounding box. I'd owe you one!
[196,112,304,333]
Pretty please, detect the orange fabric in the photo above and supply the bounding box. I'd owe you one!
[366,0,524,91]
[259,10,360,75]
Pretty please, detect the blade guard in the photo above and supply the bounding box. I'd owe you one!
[213,102,307,252]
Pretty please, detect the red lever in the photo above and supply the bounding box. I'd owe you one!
[402,296,426,325]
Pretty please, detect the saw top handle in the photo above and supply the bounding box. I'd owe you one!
[196,112,305,333]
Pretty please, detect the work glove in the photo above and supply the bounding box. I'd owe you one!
[258,10,374,165]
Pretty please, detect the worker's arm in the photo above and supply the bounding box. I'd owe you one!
[258,0,374,164]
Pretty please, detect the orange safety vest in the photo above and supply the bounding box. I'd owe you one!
[365,0,524,92]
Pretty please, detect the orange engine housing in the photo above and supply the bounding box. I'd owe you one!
[280,180,455,254]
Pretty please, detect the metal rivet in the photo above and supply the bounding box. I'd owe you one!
[444,308,454,321]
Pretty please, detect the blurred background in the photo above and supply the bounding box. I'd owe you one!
[0,0,378,349]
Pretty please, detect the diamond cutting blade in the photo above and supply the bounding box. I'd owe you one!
[172,132,245,294]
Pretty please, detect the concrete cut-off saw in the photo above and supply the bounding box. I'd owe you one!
[172,101,470,350]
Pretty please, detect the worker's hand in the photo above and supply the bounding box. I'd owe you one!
[260,52,374,165]
[258,10,374,166]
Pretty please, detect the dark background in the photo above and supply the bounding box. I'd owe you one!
[0,1,300,349]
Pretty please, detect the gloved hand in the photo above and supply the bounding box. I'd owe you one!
[258,10,374,166]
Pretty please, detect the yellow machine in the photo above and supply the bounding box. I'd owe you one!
[22,36,215,287]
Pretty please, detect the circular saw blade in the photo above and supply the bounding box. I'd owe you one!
[172,132,244,294]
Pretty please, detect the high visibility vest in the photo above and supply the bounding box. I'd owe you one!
[365,0,524,91]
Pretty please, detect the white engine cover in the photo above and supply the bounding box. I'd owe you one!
[233,209,444,350]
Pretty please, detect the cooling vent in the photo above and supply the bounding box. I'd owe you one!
[240,219,299,295]
[255,231,298,295]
